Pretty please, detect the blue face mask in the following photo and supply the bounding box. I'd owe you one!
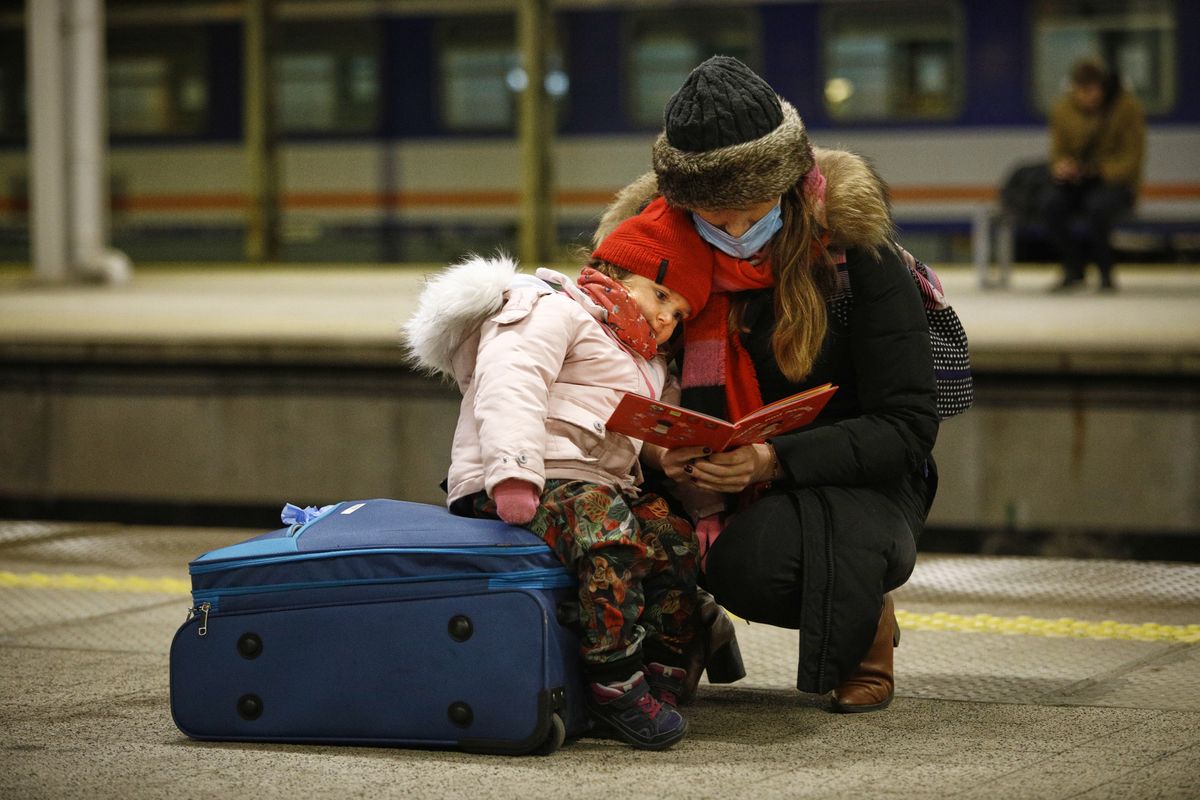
[692,203,784,259]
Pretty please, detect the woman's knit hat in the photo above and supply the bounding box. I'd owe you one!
[652,55,813,210]
[591,196,714,318]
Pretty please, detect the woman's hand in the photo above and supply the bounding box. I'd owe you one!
[654,444,711,483]
[1052,158,1080,183]
[670,442,778,494]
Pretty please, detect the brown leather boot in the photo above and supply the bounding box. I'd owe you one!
[831,593,898,713]
[677,589,746,705]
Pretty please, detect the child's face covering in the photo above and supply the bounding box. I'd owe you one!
[623,274,692,345]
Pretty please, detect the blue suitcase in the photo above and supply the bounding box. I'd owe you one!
[169,499,588,754]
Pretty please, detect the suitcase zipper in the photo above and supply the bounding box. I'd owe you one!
[190,545,554,575]
[187,601,211,637]
[187,566,573,636]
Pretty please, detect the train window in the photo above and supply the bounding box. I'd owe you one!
[107,28,208,136]
[275,21,380,134]
[1032,0,1175,114]
[626,10,757,128]
[821,1,963,121]
[0,29,23,140]
[438,15,567,131]
[109,59,171,135]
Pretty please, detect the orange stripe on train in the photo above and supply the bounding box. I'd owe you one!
[2,184,1197,213]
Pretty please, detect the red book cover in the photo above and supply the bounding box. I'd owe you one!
[605,383,838,451]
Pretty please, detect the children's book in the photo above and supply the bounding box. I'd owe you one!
[605,383,837,451]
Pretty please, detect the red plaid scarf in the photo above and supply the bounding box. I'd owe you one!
[680,162,838,422]
[681,252,774,421]
[576,267,659,360]
[682,233,844,421]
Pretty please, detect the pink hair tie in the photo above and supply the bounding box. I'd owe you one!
[802,162,826,207]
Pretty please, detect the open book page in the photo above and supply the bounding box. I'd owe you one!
[724,383,837,447]
[605,396,739,450]
[605,384,837,451]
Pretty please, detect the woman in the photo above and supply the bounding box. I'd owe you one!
[596,56,940,712]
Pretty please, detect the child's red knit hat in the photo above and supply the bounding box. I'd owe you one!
[591,197,714,319]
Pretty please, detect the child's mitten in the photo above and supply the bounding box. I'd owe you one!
[493,478,540,525]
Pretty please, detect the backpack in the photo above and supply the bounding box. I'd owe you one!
[1001,161,1053,226]
[897,247,974,419]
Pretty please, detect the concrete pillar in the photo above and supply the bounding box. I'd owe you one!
[66,0,125,281]
[26,0,69,282]
[26,0,130,284]
[516,0,554,266]
[243,0,279,263]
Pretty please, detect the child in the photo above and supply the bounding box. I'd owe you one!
[404,201,714,750]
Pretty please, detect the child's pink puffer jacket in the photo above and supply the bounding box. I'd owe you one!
[404,256,673,507]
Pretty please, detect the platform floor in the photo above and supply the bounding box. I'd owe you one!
[1,263,1198,373]
[1,520,1197,799]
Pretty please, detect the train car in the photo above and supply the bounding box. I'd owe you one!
[0,0,1197,265]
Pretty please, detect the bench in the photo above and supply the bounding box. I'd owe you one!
[971,199,1200,288]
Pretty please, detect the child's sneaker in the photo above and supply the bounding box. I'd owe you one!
[646,662,688,707]
[587,671,687,750]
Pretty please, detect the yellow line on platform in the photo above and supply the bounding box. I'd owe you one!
[894,609,1200,644]
[2,570,1197,644]
[0,570,191,596]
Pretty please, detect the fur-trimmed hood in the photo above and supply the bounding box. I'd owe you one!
[403,256,616,381]
[411,257,674,508]
[402,254,519,379]
[594,147,893,254]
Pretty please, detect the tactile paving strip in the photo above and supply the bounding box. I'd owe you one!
[1055,643,1200,708]
[0,520,106,546]
[0,585,184,652]
[0,597,186,654]
[898,555,1200,609]
[0,522,250,571]
[2,526,1198,710]
[0,522,240,653]
[706,555,1200,711]
[898,630,1176,704]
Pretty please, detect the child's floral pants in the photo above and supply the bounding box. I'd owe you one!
[469,480,699,677]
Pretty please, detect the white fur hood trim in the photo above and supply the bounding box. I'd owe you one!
[402,254,522,378]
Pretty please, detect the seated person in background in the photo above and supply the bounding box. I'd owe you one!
[1042,56,1145,292]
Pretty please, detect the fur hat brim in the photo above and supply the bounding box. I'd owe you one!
[652,100,812,210]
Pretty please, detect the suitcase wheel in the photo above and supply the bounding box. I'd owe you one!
[447,701,474,727]
[447,615,473,642]
[532,712,566,756]
[237,694,263,721]
[556,602,580,629]
[237,633,263,659]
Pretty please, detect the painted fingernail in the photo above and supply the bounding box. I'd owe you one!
[684,464,693,474]
[690,477,698,483]
[702,448,712,455]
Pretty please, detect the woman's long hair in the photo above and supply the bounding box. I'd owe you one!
[734,181,838,381]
